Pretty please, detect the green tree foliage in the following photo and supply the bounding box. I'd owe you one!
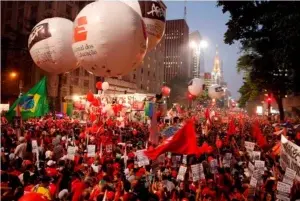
[168,76,189,107]
[217,1,300,120]
[196,89,210,107]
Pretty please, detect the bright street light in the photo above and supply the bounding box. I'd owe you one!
[199,40,208,49]
[9,71,18,79]
[189,40,209,50]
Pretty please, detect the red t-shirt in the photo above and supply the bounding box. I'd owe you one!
[71,179,86,201]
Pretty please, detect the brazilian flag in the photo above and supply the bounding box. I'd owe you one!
[6,77,49,121]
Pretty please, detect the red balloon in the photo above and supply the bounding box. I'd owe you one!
[96,81,102,90]
[19,193,48,201]
[87,92,94,102]
[161,86,171,96]
[216,139,222,149]
[187,92,195,100]
[92,99,100,107]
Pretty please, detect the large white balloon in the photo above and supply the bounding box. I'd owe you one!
[102,82,109,91]
[121,0,166,51]
[28,18,77,74]
[188,78,204,96]
[72,1,147,77]
[208,84,225,99]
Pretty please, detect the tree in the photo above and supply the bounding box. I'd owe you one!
[196,89,210,107]
[168,76,189,107]
[217,1,300,121]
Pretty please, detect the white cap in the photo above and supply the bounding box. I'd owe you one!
[45,150,52,159]
[47,160,56,167]
[58,189,69,199]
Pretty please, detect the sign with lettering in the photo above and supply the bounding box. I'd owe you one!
[32,140,38,153]
[191,164,200,182]
[254,160,265,169]
[136,150,150,167]
[67,146,76,160]
[245,141,255,151]
[280,135,300,180]
[87,145,96,157]
[177,166,187,181]
[277,181,291,194]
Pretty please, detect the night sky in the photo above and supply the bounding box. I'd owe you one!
[165,1,243,99]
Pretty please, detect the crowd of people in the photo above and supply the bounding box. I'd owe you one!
[1,110,300,201]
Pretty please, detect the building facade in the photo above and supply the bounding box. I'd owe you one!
[164,19,189,84]
[122,36,166,94]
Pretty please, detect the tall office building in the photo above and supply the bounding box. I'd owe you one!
[123,36,166,94]
[189,31,202,78]
[164,19,189,83]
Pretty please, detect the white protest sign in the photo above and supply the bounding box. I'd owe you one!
[91,164,99,173]
[254,160,265,169]
[67,146,76,160]
[277,181,291,194]
[245,141,255,151]
[249,177,257,187]
[191,164,200,182]
[136,150,150,167]
[223,153,232,167]
[32,140,38,153]
[248,162,255,173]
[87,145,96,157]
[199,163,205,179]
[283,177,294,186]
[210,159,218,174]
[182,155,187,164]
[285,167,296,180]
[280,135,300,180]
[276,193,290,201]
[177,166,187,181]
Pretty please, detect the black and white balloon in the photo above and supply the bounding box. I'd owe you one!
[188,78,204,96]
[208,84,225,99]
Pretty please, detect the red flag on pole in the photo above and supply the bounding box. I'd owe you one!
[144,120,198,160]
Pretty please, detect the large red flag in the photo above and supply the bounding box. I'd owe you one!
[252,122,267,148]
[144,120,198,160]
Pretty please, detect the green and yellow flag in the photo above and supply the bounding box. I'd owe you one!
[6,77,49,121]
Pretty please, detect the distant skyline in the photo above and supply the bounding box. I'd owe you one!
[165,1,243,99]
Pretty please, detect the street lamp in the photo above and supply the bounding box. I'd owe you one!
[9,71,18,79]
[199,40,208,49]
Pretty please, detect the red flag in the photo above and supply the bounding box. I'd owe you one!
[227,119,236,135]
[252,122,267,148]
[144,120,198,160]
[204,108,211,124]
